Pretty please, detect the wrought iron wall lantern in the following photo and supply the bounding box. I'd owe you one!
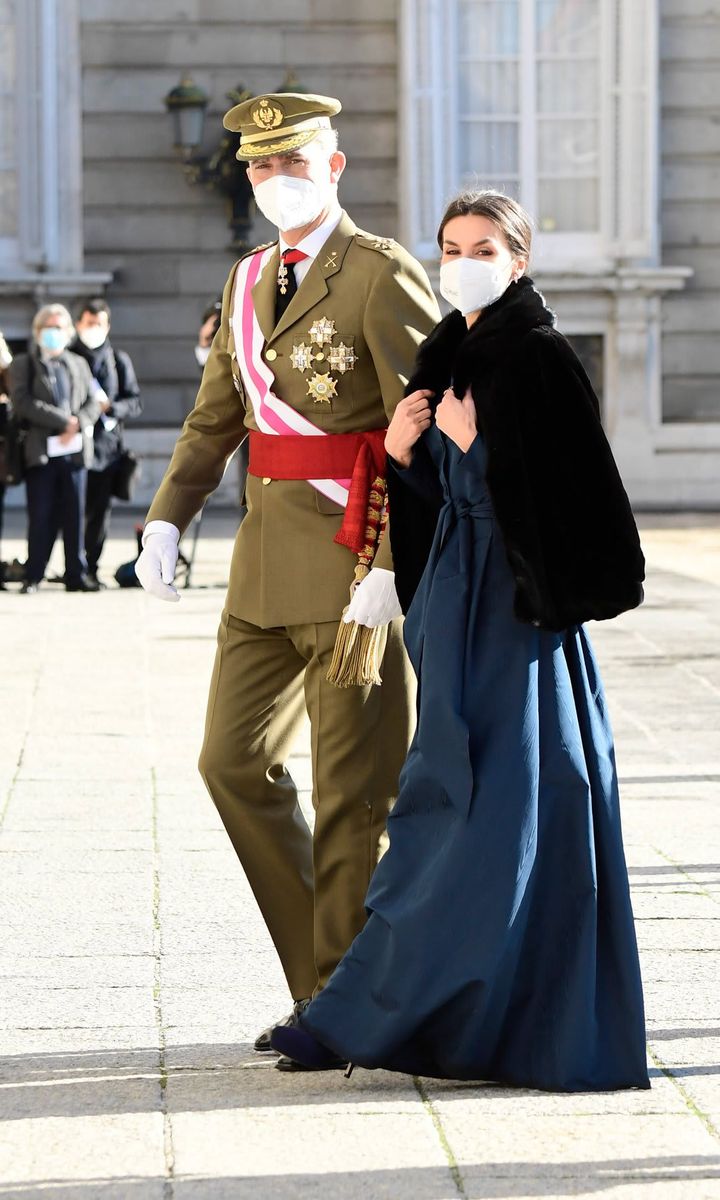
[164,71,307,253]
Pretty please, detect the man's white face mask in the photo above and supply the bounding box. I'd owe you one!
[253,174,326,233]
[439,257,512,316]
[78,326,107,351]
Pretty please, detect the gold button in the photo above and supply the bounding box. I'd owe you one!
[262,476,272,485]
[265,348,278,361]
[315,352,324,361]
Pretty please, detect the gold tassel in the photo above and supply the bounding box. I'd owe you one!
[326,565,389,688]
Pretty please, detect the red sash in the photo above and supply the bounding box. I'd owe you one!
[248,428,387,555]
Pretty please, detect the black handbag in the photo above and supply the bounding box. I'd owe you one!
[0,417,27,486]
[111,449,140,501]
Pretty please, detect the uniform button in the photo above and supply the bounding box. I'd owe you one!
[265,348,278,361]
[262,476,272,485]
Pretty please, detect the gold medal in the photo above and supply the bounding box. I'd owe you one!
[307,373,337,404]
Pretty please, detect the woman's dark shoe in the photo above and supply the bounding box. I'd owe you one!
[254,998,310,1052]
[270,1023,347,1071]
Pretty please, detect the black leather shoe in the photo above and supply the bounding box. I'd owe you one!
[20,582,39,594]
[272,1025,348,1072]
[275,1054,349,1073]
[86,571,107,590]
[66,575,101,592]
[254,998,310,1052]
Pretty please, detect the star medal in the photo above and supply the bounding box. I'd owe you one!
[307,373,338,404]
[290,342,315,372]
[327,342,356,374]
[309,317,336,346]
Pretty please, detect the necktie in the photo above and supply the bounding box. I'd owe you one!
[275,248,309,325]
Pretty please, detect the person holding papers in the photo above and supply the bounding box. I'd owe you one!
[9,304,102,593]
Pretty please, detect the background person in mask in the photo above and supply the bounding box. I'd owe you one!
[69,298,142,587]
[9,304,101,593]
[195,299,222,372]
[195,296,248,523]
[135,91,440,1065]
[271,190,649,1091]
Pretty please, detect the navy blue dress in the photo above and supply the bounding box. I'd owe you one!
[303,427,649,1091]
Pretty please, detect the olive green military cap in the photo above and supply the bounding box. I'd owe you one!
[223,92,342,160]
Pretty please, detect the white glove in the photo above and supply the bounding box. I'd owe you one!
[135,520,181,602]
[343,567,402,628]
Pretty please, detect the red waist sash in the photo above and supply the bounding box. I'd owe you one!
[248,428,388,555]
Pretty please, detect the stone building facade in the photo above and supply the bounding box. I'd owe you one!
[1,0,718,509]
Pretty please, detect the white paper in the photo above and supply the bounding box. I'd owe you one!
[47,432,83,458]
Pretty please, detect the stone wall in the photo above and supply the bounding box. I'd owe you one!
[79,0,399,503]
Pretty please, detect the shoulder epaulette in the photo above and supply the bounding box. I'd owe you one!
[236,240,277,264]
[353,232,397,257]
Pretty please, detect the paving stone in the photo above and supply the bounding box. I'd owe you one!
[1,513,719,1198]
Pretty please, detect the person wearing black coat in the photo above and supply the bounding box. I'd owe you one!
[69,298,142,585]
[10,304,102,593]
[271,191,650,1093]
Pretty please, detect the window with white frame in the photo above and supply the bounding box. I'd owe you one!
[401,0,658,267]
[0,0,84,275]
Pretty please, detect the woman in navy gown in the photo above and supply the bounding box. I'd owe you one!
[272,191,650,1091]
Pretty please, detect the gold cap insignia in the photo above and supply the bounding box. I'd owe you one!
[252,98,284,131]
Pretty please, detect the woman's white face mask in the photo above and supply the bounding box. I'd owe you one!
[439,257,512,316]
[253,174,326,232]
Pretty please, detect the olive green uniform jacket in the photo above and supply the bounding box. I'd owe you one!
[146,211,441,626]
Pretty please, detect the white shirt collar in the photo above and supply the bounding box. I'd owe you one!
[279,204,343,262]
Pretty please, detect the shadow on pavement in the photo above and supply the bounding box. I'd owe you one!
[2,1157,720,1199]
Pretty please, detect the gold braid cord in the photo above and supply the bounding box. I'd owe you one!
[327,476,390,688]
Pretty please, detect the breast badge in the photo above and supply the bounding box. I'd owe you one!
[309,317,336,346]
[291,317,355,405]
[327,343,356,374]
[306,374,338,404]
[290,343,316,372]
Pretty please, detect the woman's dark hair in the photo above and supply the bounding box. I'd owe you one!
[436,190,533,261]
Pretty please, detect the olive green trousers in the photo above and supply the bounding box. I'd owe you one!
[198,610,414,999]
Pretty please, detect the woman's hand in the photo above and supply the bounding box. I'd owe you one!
[435,387,477,453]
[385,389,434,468]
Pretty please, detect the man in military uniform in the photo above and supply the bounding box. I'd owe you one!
[136,93,440,1065]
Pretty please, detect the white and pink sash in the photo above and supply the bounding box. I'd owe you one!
[231,247,350,508]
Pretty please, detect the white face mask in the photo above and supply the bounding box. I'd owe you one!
[253,174,325,232]
[439,257,512,316]
[78,326,107,351]
[194,344,211,368]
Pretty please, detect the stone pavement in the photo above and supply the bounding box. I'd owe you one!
[1,508,719,1199]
